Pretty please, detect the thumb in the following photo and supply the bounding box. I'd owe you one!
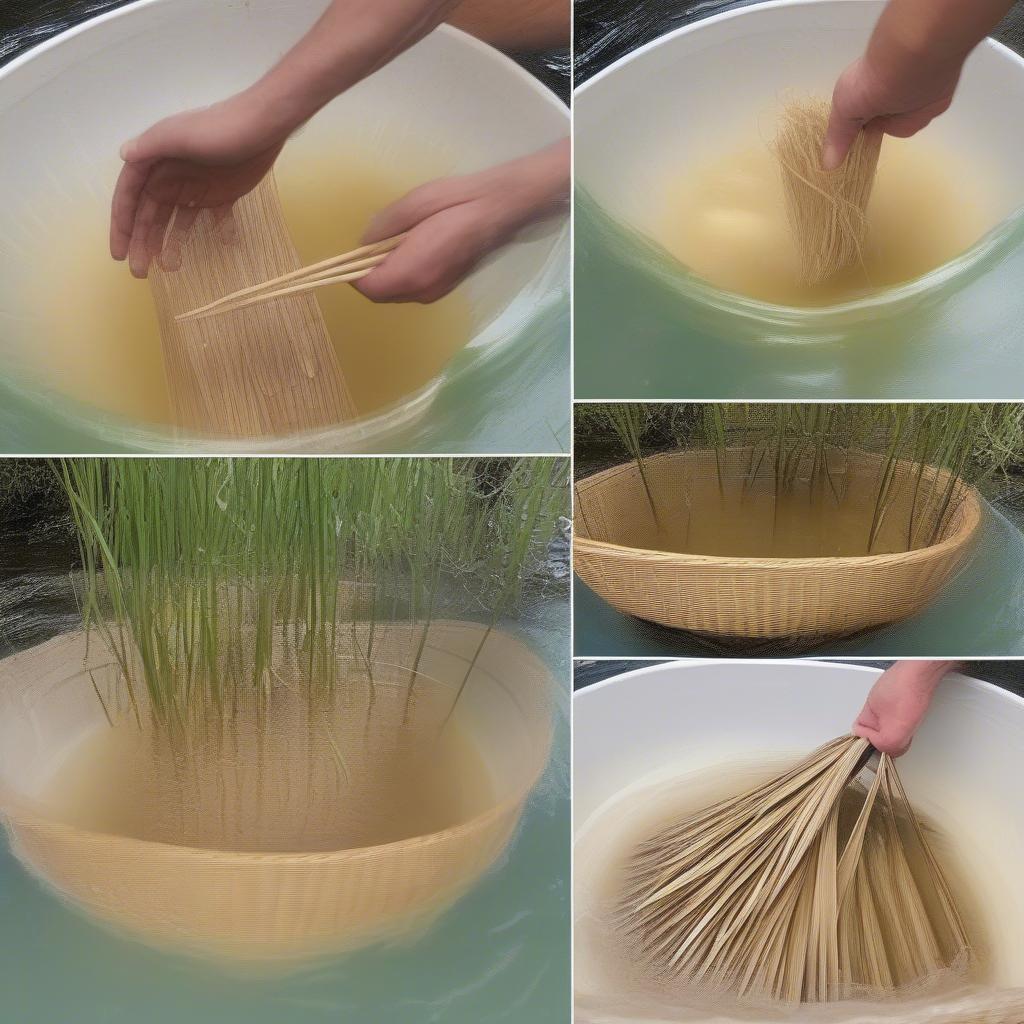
[120,117,183,164]
[821,106,863,171]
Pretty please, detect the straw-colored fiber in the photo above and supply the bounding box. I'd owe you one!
[774,98,882,285]
[619,736,970,1004]
[573,450,981,640]
[0,621,552,961]
[150,173,356,437]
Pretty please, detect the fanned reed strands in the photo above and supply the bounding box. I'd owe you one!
[774,99,882,285]
[59,457,567,747]
[618,737,970,1004]
[150,173,356,437]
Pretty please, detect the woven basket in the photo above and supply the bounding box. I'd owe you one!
[0,621,552,962]
[574,449,981,640]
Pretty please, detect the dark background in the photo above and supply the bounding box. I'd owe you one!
[0,0,570,102]
[574,658,1024,696]
[574,0,1024,83]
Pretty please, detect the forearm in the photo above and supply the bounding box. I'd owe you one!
[242,0,461,140]
[867,0,1014,84]
[448,0,569,50]
[498,138,571,231]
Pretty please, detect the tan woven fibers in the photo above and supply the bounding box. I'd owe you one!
[0,621,552,962]
[150,173,356,437]
[619,737,970,1005]
[774,98,882,285]
[573,450,981,640]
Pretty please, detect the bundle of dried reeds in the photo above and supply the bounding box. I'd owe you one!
[150,173,356,437]
[619,736,969,1003]
[774,99,882,286]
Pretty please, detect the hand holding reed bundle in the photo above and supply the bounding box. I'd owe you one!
[150,173,356,437]
[175,233,407,322]
[774,98,883,286]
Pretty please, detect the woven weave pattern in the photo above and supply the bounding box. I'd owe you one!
[0,622,552,961]
[574,450,981,640]
[151,173,356,438]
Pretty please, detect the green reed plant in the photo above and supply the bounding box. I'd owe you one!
[577,403,1024,554]
[59,457,566,743]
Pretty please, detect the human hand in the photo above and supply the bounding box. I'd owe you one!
[110,94,288,278]
[822,53,960,170]
[852,660,957,756]
[355,138,569,304]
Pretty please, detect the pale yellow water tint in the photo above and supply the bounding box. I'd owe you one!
[21,148,472,427]
[659,136,991,306]
[644,487,926,559]
[42,708,493,854]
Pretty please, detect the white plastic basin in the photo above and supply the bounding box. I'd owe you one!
[575,0,1024,317]
[0,0,569,451]
[574,660,1024,1006]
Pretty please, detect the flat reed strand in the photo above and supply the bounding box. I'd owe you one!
[619,736,970,1004]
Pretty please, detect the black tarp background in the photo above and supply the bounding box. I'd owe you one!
[0,0,570,102]
[574,0,1024,83]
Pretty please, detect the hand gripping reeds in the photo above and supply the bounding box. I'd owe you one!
[774,98,882,286]
[618,736,970,1004]
[150,173,358,437]
[175,233,407,323]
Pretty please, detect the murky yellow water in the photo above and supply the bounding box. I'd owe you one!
[20,149,472,427]
[42,698,493,853]
[659,136,991,305]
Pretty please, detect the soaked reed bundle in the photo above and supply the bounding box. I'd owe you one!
[774,99,882,285]
[150,173,356,437]
[619,737,970,1004]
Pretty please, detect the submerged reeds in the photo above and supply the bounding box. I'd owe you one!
[619,736,970,1004]
[773,98,882,285]
[578,403,1024,555]
[59,457,567,747]
[150,173,356,437]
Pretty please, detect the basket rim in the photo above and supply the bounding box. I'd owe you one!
[0,622,554,865]
[573,451,983,570]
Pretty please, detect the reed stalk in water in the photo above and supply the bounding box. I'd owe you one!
[577,403,1024,555]
[58,457,567,750]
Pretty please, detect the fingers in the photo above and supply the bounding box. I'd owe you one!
[355,210,485,304]
[120,114,184,165]
[161,206,200,271]
[822,103,865,172]
[873,101,949,139]
[110,160,152,260]
[361,178,465,244]
[128,194,164,278]
[852,721,912,758]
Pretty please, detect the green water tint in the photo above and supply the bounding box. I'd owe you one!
[574,499,1024,658]
[0,276,568,455]
[0,599,568,1023]
[574,191,1024,400]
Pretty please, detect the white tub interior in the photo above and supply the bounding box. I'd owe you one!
[575,0,1024,241]
[0,0,568,439]
[574,660,1024,992]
